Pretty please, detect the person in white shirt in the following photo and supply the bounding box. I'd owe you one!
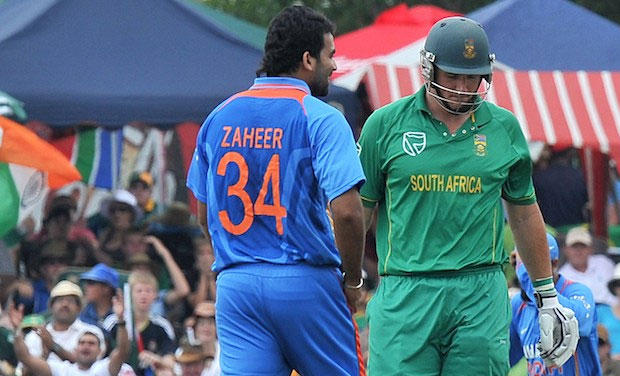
[22,281,106,363]
[558,226,617,306]
[14,287,132,376]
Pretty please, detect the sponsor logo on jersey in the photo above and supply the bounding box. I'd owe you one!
[474,134,487,156]
[409,174,482,193]
[402,131,426,156]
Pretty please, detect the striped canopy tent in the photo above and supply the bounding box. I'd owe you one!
[361,63,620,165]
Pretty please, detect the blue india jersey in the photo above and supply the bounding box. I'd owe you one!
[187,77,365,272]
[510,271,602,376]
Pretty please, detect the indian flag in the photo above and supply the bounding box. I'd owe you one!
[0,116,81,237]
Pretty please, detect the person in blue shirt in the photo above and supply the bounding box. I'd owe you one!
[510,233,601,375]
[186,5,366,376]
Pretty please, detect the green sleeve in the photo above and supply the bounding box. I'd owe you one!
[358,110,385,207]
[501,114,536,205]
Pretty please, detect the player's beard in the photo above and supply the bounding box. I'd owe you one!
[309,61,331,97]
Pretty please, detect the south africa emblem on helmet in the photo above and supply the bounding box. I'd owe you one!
[463,39,476,59]
[402,132,426,157]
[474,134,487,157]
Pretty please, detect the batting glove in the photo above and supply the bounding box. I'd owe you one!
[535,288,579,368]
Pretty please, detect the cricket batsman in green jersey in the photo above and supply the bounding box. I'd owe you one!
[358,17,579,375]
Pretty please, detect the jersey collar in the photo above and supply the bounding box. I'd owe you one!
[251,77,311,94]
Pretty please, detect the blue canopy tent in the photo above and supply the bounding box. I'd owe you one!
[468,0,620,237]
[468,0,620,71]
[0,0,359,128]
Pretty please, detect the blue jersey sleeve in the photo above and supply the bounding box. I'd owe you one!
[304,97,365,201]
[558,282,596,337]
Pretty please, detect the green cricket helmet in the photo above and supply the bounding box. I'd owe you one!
[419,17,496,115]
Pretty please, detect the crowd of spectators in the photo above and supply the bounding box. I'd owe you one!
[0,171,219,375]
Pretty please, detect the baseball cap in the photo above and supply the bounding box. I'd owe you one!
[565,227,592,247]
[49,280,83,306]
[101,189,143,220]
[129,171,154,188]
[20,314,46,329]
[194,301,215,319]
[80,263,119,290]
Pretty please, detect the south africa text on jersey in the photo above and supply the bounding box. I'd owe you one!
[410,174,483,194]
[221,125,284,149]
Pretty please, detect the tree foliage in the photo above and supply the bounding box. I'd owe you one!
[200,0,620,35]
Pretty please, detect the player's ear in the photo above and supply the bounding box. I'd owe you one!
[301,51,315,72]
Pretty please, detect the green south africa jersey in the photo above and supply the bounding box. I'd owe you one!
[358,87,536,275]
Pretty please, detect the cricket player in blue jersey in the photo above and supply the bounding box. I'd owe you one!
[186,5,366,376]
[511,233,601,375]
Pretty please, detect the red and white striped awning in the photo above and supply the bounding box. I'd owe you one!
[363,63,620,163]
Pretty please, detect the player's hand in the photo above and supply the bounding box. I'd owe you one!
[8,301,24,329]
[342,273,364,312]
[344,286,362,312]
[535,289,579,367]
[36,326,53,349]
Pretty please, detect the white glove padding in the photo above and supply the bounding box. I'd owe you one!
[536,291,580,368]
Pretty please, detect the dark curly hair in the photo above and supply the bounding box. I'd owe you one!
[257,5,335,77]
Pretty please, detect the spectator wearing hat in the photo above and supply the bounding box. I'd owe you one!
[129,171,158,222]
[15,289,133,376]
[95,190,143,268]
[80,263,119,327]
[559,226,617,306]
[597,263,620,360]
[598,324,620,375]
[29,240,73,313]
[22,281,105,364]
[184,301,220,376]
[174,340,215,376]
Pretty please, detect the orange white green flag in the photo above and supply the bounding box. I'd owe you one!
[0,116,81,237]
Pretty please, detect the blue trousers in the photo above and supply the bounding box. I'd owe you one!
[216,263,365,376]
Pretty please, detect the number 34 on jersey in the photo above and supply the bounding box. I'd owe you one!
[217,125,287,237]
